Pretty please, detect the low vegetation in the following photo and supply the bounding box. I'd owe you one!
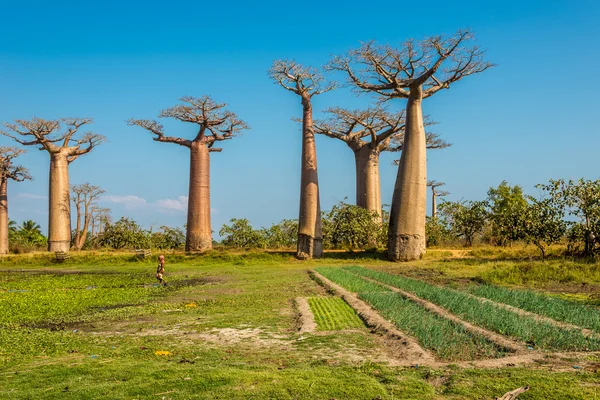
[345,266,600,351]
[307,297,364,331]
[315,267,507,361]
[466,283,600,333]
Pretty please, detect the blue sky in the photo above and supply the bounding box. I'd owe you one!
[0,0,598,235]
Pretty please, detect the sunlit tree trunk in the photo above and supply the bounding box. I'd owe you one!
[77,201,91,249]
[297,99,322,258]
[48,153,71,252]
[388,87,427,261]
[186,141,212,252]
[73,194,82,249]
[0,177,8,254]
[355,145,382,222]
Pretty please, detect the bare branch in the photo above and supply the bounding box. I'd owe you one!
[269,60,336,99]
[127,118,192,148]
[328,29,494,100]
[314,107,405,150]
[0,146,32,182]
[1,117,104,160]
[131,96,249,149]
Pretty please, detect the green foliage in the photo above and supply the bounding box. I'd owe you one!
[322,201,386,250]
[262,219,297,249]
[219,218,266,248]
[539,179,600,256]
[307,297,364,330]
[522,195,567,260]
[150,226,186,250]
[486,181,528,246]
[438,200,488,246]
[345,266,600,351]
[8,220,47,253]
[467,283,600,333]
[425,216,453,247]
[316,267,505,361]
[97,217,151,249]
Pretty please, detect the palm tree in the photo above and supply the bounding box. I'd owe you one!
[8,220,17,233]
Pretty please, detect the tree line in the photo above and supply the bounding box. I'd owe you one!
[429,180,600,260]
[0,29,494,261]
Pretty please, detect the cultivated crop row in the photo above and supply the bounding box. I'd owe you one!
[315,267,507,361]
[344,266,600,352]
[307,296,364,331]
[465,283,600,333]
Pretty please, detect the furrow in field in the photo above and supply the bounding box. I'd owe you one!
[345,266,600,352]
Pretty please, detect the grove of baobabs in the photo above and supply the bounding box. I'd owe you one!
[1,29,487,261]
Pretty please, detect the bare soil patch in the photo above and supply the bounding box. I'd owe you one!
[295,297,317,334]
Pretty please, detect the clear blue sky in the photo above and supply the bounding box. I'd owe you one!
[1,0,599,235]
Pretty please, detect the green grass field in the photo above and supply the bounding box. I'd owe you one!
[1,249,600,399]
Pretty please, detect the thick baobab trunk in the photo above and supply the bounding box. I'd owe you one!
[354,145,382,222]
[432,193,437,219]
[186,141,212,252]
[48,153,71,252]
[0,177,8,254]
[297,99,322,259]
[388,87,427,261]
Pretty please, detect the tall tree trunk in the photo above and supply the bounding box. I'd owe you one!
[0,177,8,254]
[186,141,212,252]
[48,153,71,252]
[297,99,322,259]
[432,192,437,219]
[354,145,382,222]
[73,195,82,250]
[388,87,427,261]
[77,201,91,250]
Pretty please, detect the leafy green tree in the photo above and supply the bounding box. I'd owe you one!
[322,201,384,250]
[151,226,186,250]
[219,218,266,248]
[486,181,528,246]
[425,216,452,247]
[98,217,150,250]
[539,179,600,256]
[439,200,488,246]
[262,219,298,249]
[522,195,567,260]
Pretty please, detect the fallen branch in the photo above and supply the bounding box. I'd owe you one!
[497,386,530,400]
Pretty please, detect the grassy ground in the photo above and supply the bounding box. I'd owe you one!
[1,248,600,399]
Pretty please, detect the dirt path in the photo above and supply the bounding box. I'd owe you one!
[295,297,317,334]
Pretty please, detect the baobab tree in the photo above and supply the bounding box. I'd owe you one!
[314,107,449,222]
[128,96,249,252]
[72,183,105,250]
[269,60,335,259]
[90,207,111,237]
[1,118,105,252]
[0,147,32,254]
[427,180,449,218]
[330,29,494,261]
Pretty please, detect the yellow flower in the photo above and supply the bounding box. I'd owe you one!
[154,350,171,356]
[185,303,198,308]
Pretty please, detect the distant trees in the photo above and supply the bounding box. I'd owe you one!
[0,147,32,253]
[330,29,493,261]
[314,108,449,222]
[438,200,488,246]
[269,61,335,260]
[129,96,249,253]
[71,183,105,250]
[486,181,528,246]
[427,181,449,219]
[1,118,105,252]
